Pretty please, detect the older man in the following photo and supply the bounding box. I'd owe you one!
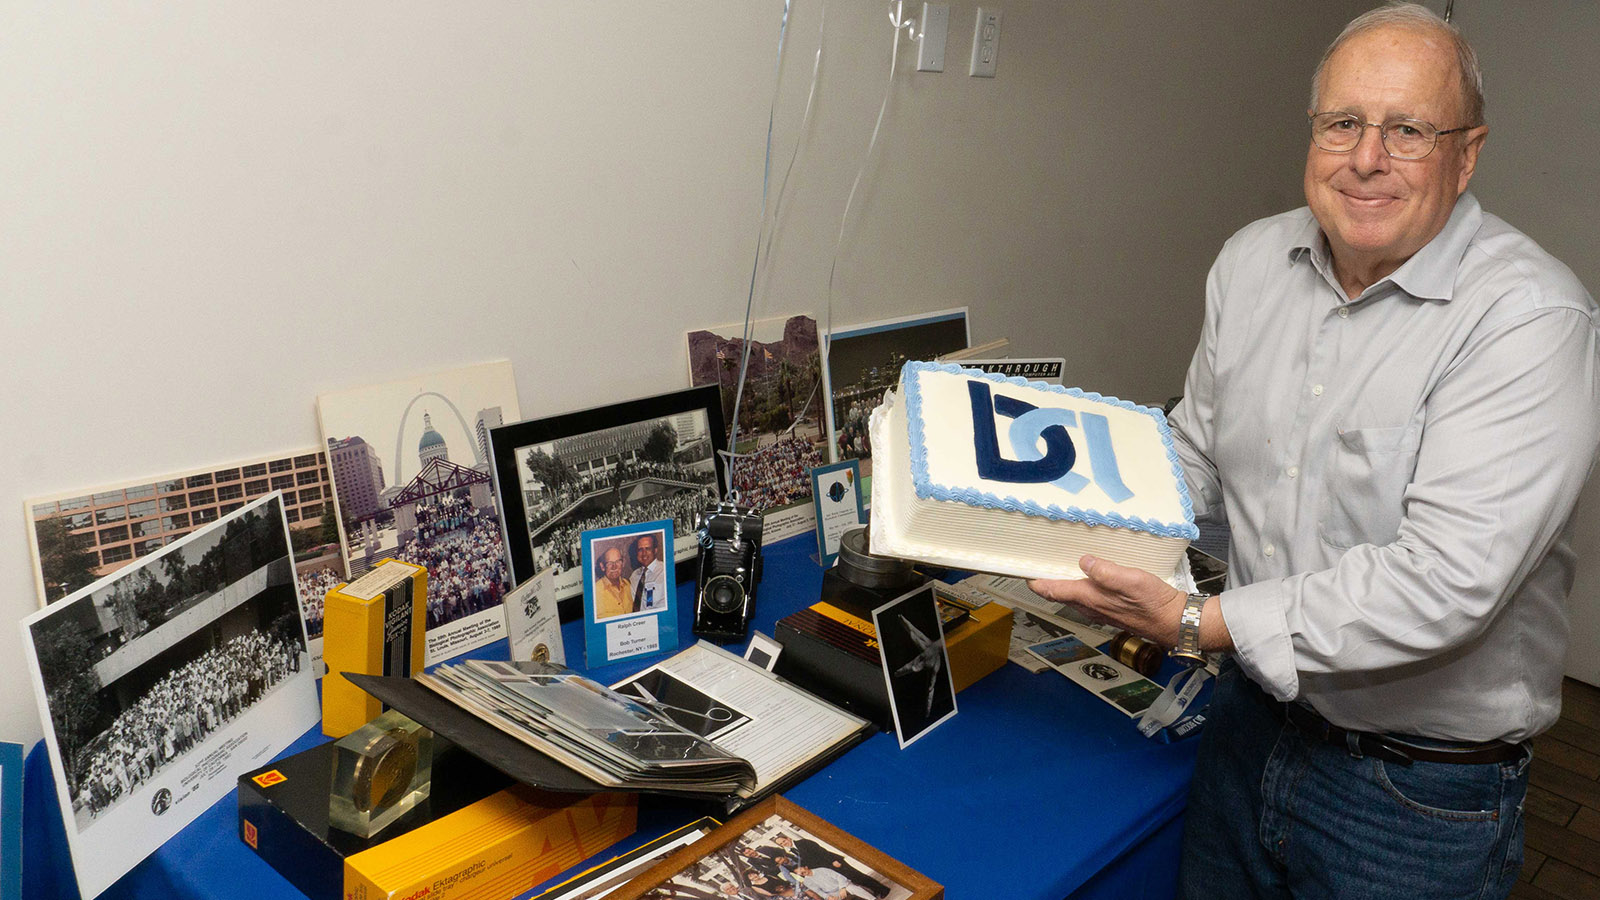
[593,546,633,619]
[1031,5,1599,898]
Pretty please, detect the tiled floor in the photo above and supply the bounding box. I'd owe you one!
[1511,678,1600,900]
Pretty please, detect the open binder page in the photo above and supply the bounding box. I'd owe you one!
[613,641,870,801]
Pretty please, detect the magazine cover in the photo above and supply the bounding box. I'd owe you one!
[318,360,519,664]
[24,449,340,675]
[686,314,825,543]
[19,493,318,899]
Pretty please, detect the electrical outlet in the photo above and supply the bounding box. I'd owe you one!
[970,7,1002,78]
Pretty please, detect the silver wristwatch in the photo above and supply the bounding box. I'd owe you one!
[1171,592,1209,666]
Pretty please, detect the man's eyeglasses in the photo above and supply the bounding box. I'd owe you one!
[1308,112,1473,160]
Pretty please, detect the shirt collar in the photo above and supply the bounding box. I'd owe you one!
[1287,191,1484,302]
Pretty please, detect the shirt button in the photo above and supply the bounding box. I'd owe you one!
[1287,466,1299,478]
[1338,307,1350,319]
[1264,543,1276,558]
[1312,384,1324,396]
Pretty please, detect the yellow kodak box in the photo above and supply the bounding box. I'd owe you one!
[944,600,1012,692]
[344,788,637,900]
[322,558,428,738]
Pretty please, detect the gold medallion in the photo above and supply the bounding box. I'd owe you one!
[349,727,419,814]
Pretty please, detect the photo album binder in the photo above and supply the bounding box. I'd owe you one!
[348,641,872,813]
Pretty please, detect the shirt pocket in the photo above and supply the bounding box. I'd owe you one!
[1318,424,1421,550]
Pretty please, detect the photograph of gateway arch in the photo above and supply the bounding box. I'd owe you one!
[317,360,521,663]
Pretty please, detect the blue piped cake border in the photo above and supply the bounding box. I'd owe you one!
[901,360,1199,539]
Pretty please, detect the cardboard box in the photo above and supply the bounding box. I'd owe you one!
[323,559,428,738]
[239,741,637,900]
[774,594,1012,730]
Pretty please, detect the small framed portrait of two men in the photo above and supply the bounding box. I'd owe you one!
[580,520,678,668]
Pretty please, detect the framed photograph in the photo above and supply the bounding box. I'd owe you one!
[823,308,969,478]
[581,521,679,667]
[491,385,725,612]
[608,795,941,900]
[810,459,865,568]
[23,448,339,674]
[18,493,319,900]
[317,360,519,665]
[687,314,826,544]
[871,584,958,749]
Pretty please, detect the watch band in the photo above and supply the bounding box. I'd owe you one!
[1171,592,1209,666]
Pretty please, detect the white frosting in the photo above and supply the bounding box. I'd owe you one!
[908,365,1191,529]
[869,366,1194,585]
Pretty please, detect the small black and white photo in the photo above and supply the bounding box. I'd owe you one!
[20,492,320,899]
[870,584,957,749]
[614,668,752,741]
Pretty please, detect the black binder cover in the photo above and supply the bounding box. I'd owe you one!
[344,671,873,815]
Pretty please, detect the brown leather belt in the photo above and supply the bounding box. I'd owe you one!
[1282,702,1525,766]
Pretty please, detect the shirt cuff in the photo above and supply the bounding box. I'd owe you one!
[1217,580,1299,702]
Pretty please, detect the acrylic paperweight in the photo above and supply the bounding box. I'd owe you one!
[328,710,433,838]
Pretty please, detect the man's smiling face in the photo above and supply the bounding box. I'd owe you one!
[1304,25,1486,291]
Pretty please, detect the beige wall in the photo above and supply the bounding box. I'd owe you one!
[1454,1,1600,687]
[9,1,1596,750]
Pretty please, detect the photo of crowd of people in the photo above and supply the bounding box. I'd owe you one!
[688,316,827,539]
[66,630,302,826]
[640,813,910,900]
[318,361,520,660]
[405,493,510,628]
[495,392,724,598]
[22,495,316,838]
[823,310,969,479]
[295,565,342,638]
[730,437,825,516]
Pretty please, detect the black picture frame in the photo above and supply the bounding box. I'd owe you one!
[490,385,725,619]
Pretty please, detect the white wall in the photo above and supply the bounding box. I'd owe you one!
[22,0,1599,753]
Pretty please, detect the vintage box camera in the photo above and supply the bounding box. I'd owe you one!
[693,501,764,641]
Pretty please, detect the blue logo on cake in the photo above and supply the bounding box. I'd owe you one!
[967,381,1134,502]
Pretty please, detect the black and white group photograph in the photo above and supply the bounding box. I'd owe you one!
[20,494,321,896]
[641,813,912,900]
[493,388,727,601]
[24,495,311,829]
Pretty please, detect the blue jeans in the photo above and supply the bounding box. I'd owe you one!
[1178,660,1531,900]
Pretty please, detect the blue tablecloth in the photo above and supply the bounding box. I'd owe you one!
[24,533,1199,899]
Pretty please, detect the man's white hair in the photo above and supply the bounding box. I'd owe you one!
[1310,2,1485,126]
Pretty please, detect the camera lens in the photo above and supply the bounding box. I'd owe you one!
[702,575,745,614]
